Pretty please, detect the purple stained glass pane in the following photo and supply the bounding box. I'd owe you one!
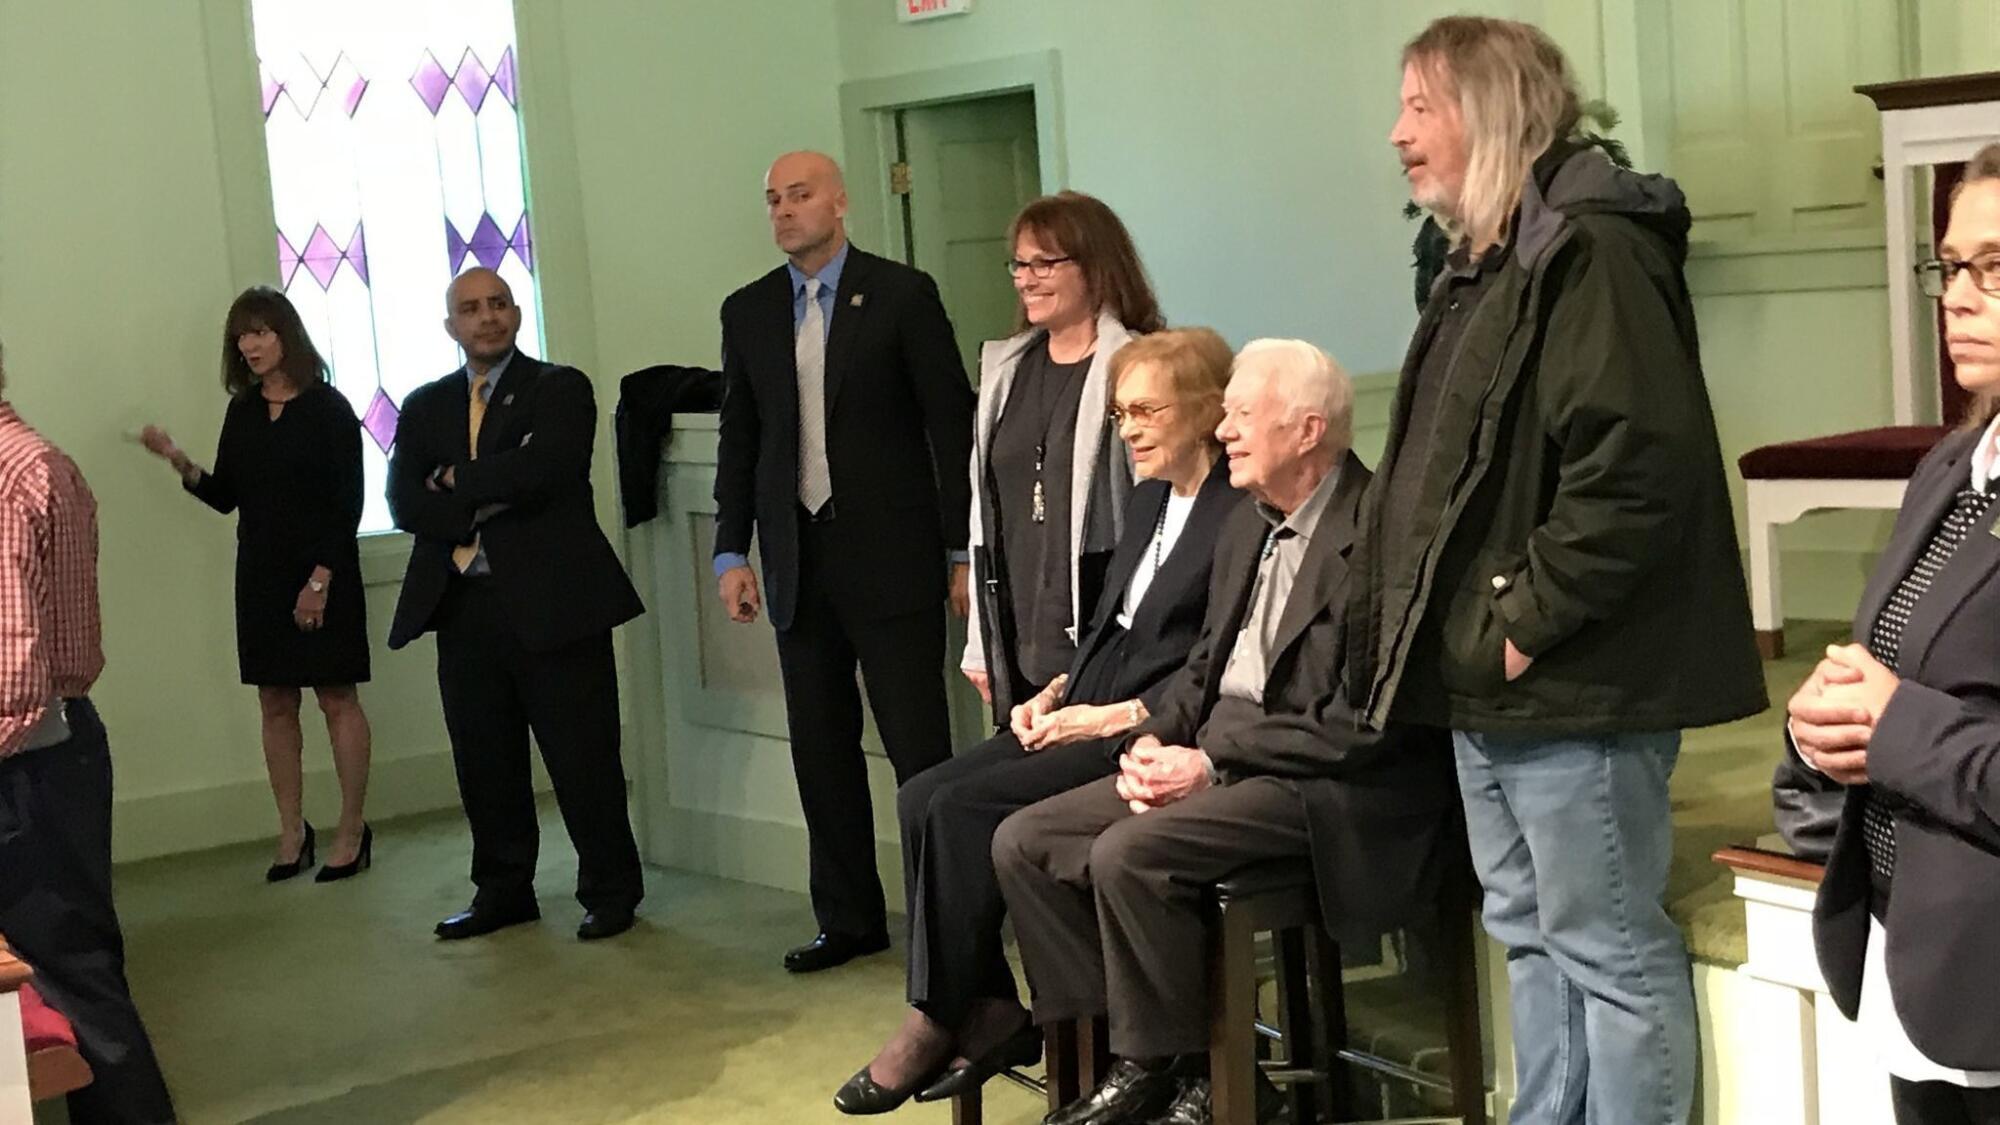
[410,53,451,115]
[492,47,518,107]
[467,213,508,271]
[277,229,301,288]
[347,223,369,286]
[509,214,534,273]
[301,225,343,290]
[361,389,400,453]
[446,220,470,274]
[343,75,369,117]
[453,49,492,113]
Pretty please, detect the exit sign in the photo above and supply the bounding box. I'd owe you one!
[899,0,972,22]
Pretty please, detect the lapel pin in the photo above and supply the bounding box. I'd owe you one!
[850,293,865,307]
[502,394,515,406]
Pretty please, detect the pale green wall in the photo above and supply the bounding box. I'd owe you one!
[831,0,1990,621]
[0,0,839,861]
[5,0,1993,862]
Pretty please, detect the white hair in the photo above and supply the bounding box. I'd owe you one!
[1230,338,1353,453]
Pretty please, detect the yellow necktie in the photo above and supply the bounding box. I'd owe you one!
[451,373,489,572]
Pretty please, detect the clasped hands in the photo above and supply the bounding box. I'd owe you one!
[1114,734,1213,815]
[1787,642,1902,786]
[1009,675,1144,750]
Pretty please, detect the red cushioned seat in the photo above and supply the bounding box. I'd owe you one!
[20,983,75,1053]
[1738,426,1951,481]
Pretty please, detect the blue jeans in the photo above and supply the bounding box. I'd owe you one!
[1452,730,1695,1125]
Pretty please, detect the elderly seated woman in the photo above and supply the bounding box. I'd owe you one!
[992,340,1457,1125]
[832,328,1246,1114]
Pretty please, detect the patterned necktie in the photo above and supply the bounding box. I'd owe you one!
[796,277,833,514]
[451,372,490,573]
[1859,483,1996,888]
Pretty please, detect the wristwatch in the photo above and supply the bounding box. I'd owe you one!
[308,578,327,593]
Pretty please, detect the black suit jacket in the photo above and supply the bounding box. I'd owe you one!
[1134,453,1461,943]
[387,353,643,652]
[1780,425,2000,1069]
[1062,454,1243,715]
[712,247,974,631]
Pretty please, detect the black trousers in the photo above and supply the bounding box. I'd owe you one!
[898,732,1118,1026]
[992,774,1311,1057]
[775,526,951,938]
[435,578,643,913]
[0,698,176,1124]
[1894,1077,2000,1125]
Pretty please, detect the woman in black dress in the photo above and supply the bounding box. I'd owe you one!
[140,287,374,882]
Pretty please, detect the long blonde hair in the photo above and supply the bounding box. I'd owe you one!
[1403,17,1581,249]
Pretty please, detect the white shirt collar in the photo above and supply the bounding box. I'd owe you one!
[1971,413,2000,493]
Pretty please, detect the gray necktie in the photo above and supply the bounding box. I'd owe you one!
[796,277,832,513]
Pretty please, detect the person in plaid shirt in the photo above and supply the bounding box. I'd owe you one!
[0,336,175,1123]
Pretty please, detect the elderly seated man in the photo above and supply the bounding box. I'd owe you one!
[992,338,1459,1125]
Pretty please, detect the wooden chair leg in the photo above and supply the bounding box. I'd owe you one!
[1274,926,1318,1125]
[1208,904,1259,1125]
[1078,1013,1111,1093]
[1045,1019,1081,1111]
[951,1086,984,1125]
[1438,910,1488,1125]
[1310,924,1353,1120]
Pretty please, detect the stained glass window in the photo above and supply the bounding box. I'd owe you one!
[250,0,543,534]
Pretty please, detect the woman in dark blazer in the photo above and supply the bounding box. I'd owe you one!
[961,191,1166,721]
[1779,143,2000,1123]
[833,328,1245,1114]
[140,287,374,883]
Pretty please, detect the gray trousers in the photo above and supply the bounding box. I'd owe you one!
[992,774,1310,1057]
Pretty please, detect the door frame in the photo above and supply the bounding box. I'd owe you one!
[838,50,1068,261]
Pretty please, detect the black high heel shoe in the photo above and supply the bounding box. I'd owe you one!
[315,824,372,883]
[265,822,315,882]
[914,1020,1042,1102]
[832,1055,952,1116]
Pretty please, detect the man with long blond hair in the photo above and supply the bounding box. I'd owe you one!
[1349,17,1765,1123]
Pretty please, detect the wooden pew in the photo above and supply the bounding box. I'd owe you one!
[0,936,92,1123]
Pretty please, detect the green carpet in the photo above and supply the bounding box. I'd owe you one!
[113,807,1045,1124]
[103,624,1833,1122]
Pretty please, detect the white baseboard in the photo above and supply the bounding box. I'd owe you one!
[651,806,908,914]
[112,749,468,862]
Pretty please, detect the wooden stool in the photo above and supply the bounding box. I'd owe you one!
[952,1015,1108,1125]
[1208,858,1486,1125]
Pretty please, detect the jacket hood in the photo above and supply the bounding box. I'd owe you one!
[1515,140,1691,271]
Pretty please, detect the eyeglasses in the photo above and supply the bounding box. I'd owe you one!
[1108,401,1177,426]
[1005,256,1074,279]
[1916,254,2000,298]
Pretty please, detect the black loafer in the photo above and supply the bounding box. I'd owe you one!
[1155,1077,1213,1125]
[832,1060,947,1115]
[915,1020,1041,1101]
[784,930,890,973]
[577,907,636,941]
[434,902,539,940]
[1044,1059,1182,1125]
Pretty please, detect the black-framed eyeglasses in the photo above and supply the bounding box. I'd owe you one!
[1109,401,1176,426]
[1005,256,1074,279]
[1916,254,2000,298]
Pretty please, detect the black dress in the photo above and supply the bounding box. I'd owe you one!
[188,382,370,686]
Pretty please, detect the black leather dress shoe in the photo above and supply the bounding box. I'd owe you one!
[1154,1077,1212,1125]
[1043,1059,1182,1125]
[577,907,636,941]
[915,1020,1041,1101]
[433,902,539,940]
[831,1058,948,1116]
[783,930,890,973]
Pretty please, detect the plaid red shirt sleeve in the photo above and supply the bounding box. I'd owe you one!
[0,406,102,759]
